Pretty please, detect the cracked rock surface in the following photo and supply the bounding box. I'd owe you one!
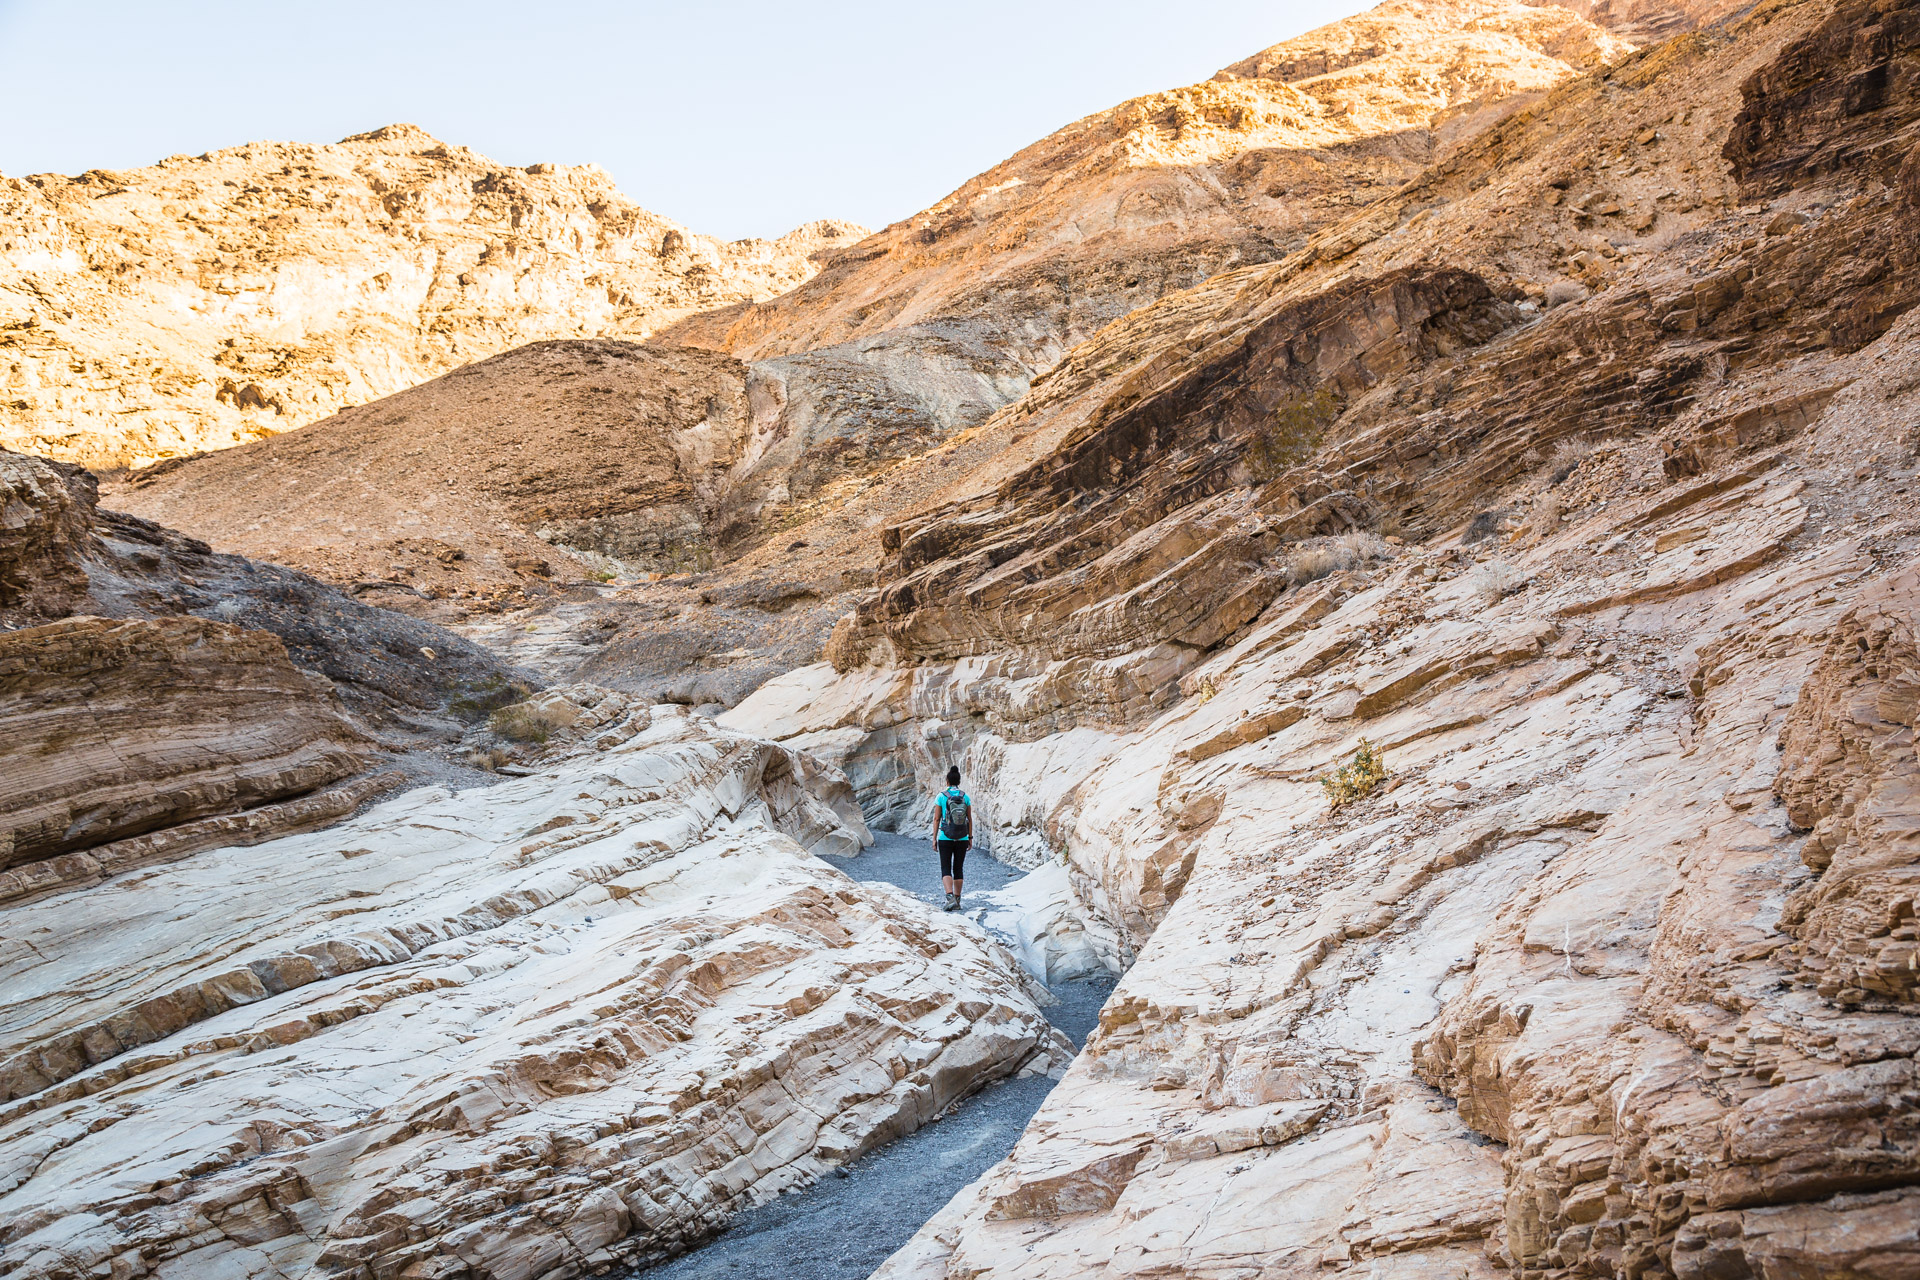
[0,712,1064,1280]
[713,2,1920,1274]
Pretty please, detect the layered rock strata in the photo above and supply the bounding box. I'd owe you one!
[0,711,1066,1280]
[655,0,1634,522]
[746,337,1920,1280]
[109,340,757,593]
[1,444,535,901]
[0,123,863,470]
[111,0,1640,625]
[1,445,525,727]
[710,2,1920,1275]
[463,0,1916,708]
[0,615,369,870]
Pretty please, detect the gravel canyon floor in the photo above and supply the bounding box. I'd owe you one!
[2,0,1918,1278]
[634,834,1116,1280]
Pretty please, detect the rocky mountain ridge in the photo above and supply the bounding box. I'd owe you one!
[0,123,863,471]
[104,0,1663,694]
[652,0,1638,506]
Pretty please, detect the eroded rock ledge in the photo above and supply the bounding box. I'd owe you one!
[715,3,1920,1275]
[0,711,1064,1279]
[0,615,371,872]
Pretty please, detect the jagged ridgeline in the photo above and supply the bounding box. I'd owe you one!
[3,0,1919,1277]
[86,0,1632,605]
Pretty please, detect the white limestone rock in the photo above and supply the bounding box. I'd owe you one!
[0,709,1065,1279]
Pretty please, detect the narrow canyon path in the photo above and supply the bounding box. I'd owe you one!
[629,833,1116,1279]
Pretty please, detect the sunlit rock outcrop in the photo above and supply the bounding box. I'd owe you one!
[0,124,863,470]
[0,712,1064,1279]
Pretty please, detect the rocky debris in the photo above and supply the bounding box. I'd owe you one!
[0,711,1066,1280]
[0,123,864,471]
[0,615,369,869]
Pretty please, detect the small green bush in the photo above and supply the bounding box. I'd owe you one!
[1322,739,1389,812]
[1247,388,1338,480]
[448,674,533,723]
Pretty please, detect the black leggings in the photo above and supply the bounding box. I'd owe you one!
[937,839,969,880]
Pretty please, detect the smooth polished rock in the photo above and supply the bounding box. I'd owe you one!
[0,711,1065,1280]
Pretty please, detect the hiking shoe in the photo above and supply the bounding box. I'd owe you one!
[944,893,959,912]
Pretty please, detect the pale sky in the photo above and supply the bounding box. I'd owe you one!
[0,1,1366,240]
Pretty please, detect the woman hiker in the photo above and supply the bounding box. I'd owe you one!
[931,766,972,912]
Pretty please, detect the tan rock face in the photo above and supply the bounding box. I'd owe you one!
[0,123,864,470]
[714,2,1920,1276]
[0,712,1064,1280]
[1773,566,1920,1006]
[0,450,95,622]
[0,615,367,870]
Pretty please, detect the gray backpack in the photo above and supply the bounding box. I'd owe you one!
[939,790,972,840]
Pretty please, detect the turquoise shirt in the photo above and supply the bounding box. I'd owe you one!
[934,788,971,843]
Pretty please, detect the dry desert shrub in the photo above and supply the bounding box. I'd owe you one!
[1461,508,1511,543]
[1289,546,1347,584]
[1336,530,1391,560]
[1288,530,1393,585]
[488,699,573,744]
[465,746,512,772]
[1470,560,1531,604]
[1548,437,1600,485]
[1322,739,1389,812]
